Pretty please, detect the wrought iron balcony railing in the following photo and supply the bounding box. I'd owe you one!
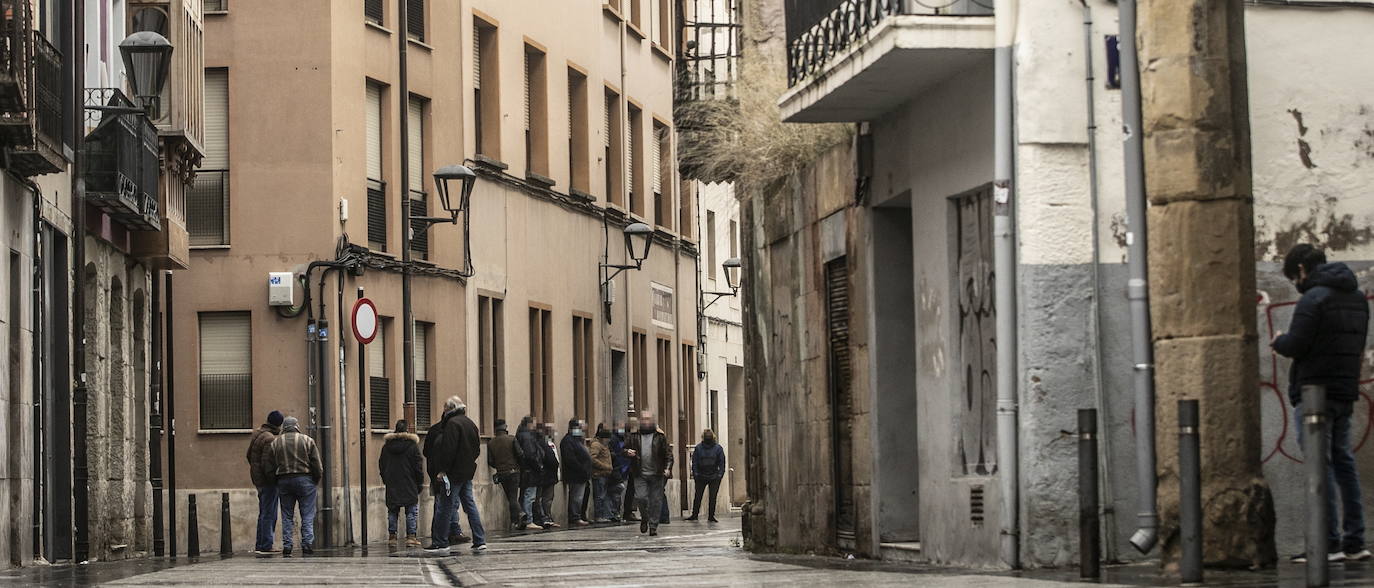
[83,88,162,231]
[785,0,993,87]
[0,27,65,176]
[0,0,29,113]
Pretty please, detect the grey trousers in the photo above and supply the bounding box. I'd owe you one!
[634,475,667,530]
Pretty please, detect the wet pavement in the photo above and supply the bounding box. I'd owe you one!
[5,515,1374,586]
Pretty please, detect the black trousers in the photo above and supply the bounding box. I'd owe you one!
[691,478,722,518]
[496,472,524,527]
[623,474,637,519]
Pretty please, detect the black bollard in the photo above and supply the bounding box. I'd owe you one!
[187,494,200,557]
[1079,409,1101,579]
[221,492,232,555]
[1179,400,1202,585]
[1303,385,1329,588]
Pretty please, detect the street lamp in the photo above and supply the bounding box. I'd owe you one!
[119,31,174,117]
[600,221,656,322]
[433,164,477,222]
[702,257,742,312]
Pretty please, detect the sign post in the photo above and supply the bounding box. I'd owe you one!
[351,290,378,546]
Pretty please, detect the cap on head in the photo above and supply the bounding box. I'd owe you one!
[283,416,300,430]
[267,410,285,427]
[494,419,508,432]
[568,418,581,430]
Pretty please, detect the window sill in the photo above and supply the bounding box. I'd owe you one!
[199,428,253,434]
[526,171,556,188]
[627,23,647,41]
[602,4,624,22]
[190,245,231,251]
[473,154,510,172]
[407,37,434,52]
[206,10,229,16]
[365,21,392,36]
[651,42,673,62]
[569,188,596,202]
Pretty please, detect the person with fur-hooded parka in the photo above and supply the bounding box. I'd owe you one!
[379,419,425,544]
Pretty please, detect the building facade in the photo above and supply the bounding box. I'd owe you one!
[746,0,1374,569]
[174,0,697,548]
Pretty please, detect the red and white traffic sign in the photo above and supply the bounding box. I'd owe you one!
[351,297,379,344]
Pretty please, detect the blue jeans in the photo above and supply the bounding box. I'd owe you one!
[454,480,486,546]
[521,486,539,525]
[255,485,279,551]
[388,504,418,536]
[430,484,457,548]
[278,476,317,550]
[566,481,588,523]
[592,477,611,521]
[1296,400,1367,552]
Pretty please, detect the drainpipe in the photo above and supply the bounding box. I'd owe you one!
[1079,0,1117,560]
[72,0,89,562]
[1118,0,1158,554]
[150,271,164,557]
[993,0,1020,569]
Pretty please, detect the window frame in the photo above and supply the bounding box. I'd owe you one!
[197,311,253,432]
[190,67,230,248]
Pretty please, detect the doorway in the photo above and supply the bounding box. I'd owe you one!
[873,197,919,543]
[610,349,628,425]
[726,364,745,506]
[38,224,71,562]
[825,257,855,541]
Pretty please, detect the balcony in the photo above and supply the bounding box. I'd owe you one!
[84,89,162,231]
[0,26,66,176]
[780,0,993,123]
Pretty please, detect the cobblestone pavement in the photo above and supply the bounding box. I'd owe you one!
[7,514,1374,586]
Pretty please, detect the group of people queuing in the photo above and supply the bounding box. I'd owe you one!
[486,409,728,537]
[245,401,728,556]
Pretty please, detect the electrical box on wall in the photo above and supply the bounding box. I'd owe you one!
[268,272,295,306]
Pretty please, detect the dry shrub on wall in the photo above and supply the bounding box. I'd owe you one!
[677,53,852,193]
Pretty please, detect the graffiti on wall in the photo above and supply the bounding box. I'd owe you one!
[1258,289,1374,465]
[955,187,997,476]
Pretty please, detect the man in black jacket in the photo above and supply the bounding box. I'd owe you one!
[560,419,594,527]
[1273,244,1371,562]
[423,396,487,552]
[379,419,423,546]
[515,416,545,530]
[625,410,674,536]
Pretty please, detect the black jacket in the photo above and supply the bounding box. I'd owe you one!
[625,428,674,478]
[487,431,522,476]
[538,434,561,487]
[378,432,423,508]
[423,409,482,485]
[516,425,545,487]
[691,439,726,481]
[560,434,594,484]
[1274,262,1369,406]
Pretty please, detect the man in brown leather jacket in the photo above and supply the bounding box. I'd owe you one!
[624,410,673,536]
[246,410,283,555]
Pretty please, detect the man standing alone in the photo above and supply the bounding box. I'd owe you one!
[1273,244,1371,563]
[686,428,726,523]
[625,410,673,536]
[423,396,487,552]
[246,410,284,555]
[264,416,322,557]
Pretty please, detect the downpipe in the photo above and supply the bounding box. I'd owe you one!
[994,0,1020,569]
[1118,0,1159,554]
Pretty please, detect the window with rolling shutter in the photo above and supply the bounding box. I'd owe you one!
[473,32,481,90]
[366,81,387,249]
[368,318,389,428]
[414,321,428,381]
[627,104,643,215]
[413,321,432,429]
[364,0,382,24]
[190,68,229,246]
[523,52,531,132]
[199,312,252,430]
[651,124,662,195]
[410,198,428,258]
[406,0,424,42]
[407,97,424,191]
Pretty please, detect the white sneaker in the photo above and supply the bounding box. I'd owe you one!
[1292,551,1347,563]
[1345,549,1372,561]
[471,543,488,551]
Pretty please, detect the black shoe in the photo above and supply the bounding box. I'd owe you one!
[626,515,640,521]
[649,527,659,537]
[708,516,719,523]
[424,543,450,553]
[302,545,314,555]
[282,547,293,558]
[640,519,649,533]
[685,515,699,521]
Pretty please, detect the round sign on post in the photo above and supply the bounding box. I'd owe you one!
[351,297,378,344]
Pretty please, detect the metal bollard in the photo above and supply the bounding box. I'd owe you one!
[1079,409,1101,579]
[1178,400,1202,585]
[187,494,200,557]
[221,492,232,555]
[1303,385,1329,588]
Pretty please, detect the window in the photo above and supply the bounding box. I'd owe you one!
[628,102,644,216]
[729,219,738,258]
[706,210,717,279]
[523,44,548,178]
[656,0,672,48]
[630,0,643,30]
[681,343,696,444]
[478,296,505,434]
[406,0,424,42]
[199,312,252,430]
[528,307,553,424]
[414,321,433,430]
[656,337,673,434]
[632,331,648,413]
[190,68,229,246]
[206,0,228,11]
[680,178,695,239]
[474,19,499,158]
[652,121,670,228]
[366,81,387,250]
[572,315,594,421]
[708,389,719,434]
[364,0,382,24]
[567,68,589,194]
[369,316,391,429]
[604,87,623,205]
[407,95,429,259]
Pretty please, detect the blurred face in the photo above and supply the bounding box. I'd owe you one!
[638,411,655,431]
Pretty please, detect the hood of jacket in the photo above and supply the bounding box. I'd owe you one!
[383,431,419,454]
[1301,262,1360,294]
